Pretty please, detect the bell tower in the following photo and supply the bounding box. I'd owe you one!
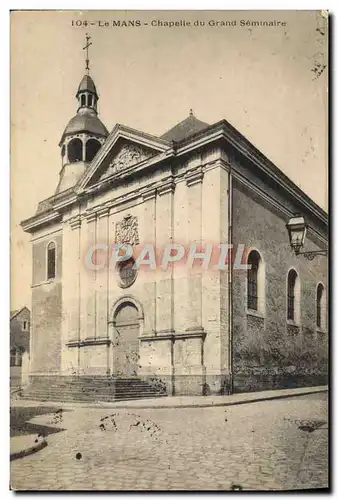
[56,35,108,193]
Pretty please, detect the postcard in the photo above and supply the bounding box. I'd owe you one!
[10,10,328,491]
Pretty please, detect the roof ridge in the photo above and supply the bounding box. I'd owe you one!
[161,114,210,142]
[10,306,29,320]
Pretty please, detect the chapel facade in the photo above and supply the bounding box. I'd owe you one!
[21,71,328,400]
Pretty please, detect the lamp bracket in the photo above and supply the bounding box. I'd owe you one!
[296,249,328,260]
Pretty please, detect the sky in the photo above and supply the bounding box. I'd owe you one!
[10,10,328,310]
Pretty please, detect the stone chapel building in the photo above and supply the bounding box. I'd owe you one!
[21,71,328,400]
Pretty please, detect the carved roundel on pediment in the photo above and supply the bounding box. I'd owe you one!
[101,143,150,179]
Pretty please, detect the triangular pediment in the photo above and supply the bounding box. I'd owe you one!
[96,140,157,182]
[76,124,170,191]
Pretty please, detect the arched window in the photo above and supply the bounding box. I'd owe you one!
[86,139,101,162]
[68,138,83,162]
[316,283,326,330]
[47,241,56,280]
[287,269,300,322]
[247,250,264,312]
[88,94,93,107]
[81,94,86,107]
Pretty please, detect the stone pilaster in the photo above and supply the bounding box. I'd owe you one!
[69,215,82,342]
[201,165,230,393]
[141,188,157,336]
[85,211,97,339]
[185,165,204,334]
[95,207,110,339]
[156,177,175,334]
[61,214,81,374]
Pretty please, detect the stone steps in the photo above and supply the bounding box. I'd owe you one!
[22,376,167,402]
[22,392,165,402]
[23,388,165,395]
[24,386,165,396]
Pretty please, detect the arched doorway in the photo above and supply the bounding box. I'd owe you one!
[112,301,140,377]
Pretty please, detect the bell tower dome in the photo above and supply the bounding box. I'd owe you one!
[56,35,108,193]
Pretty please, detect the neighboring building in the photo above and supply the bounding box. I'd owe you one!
[21,69,328,400]
[10,307,30,387]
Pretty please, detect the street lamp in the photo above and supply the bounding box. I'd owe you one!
[286,215,327,260]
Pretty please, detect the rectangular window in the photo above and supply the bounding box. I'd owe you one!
[247,267,258,310]
[23,321,27,331]
[287,287,295,320]
[316,285,324,329]
[317,302,321,328]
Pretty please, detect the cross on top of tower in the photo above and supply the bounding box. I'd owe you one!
[83,33,92,74]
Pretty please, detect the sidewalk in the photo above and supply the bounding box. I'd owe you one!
[10,434,47,461]
[12,385,328,410]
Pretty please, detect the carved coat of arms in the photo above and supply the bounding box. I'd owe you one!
[115,214,139,246]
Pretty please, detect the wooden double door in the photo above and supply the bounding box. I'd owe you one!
[113,302,140,377]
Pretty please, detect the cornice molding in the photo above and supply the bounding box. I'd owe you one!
[96,206,110,218]
[68,215,82,230]
[84,211,97,223]
[140,330,206,342]
[157,178,175,196]
[21,211,62,234]
[51,192,78,212]
[185,166,204,187]
[67,337,111,348]
[233,170,327,244]
[176,331,206,340]
[140,333,174,342]
[142,187,157,201]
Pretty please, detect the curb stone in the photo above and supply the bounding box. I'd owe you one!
[10,439,48,462]
[94,387,328,410]
[12,386,328,410]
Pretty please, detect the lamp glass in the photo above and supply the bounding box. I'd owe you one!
[286,216,307,253]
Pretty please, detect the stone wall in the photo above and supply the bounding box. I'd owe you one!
[231,178,328,392]
[31,231,62,374]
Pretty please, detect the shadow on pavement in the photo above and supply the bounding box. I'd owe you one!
[10,406,70,437]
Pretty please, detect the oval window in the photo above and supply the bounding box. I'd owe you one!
[116,258,137,288]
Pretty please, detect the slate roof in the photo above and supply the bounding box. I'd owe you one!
[76,74,98,97]
[161,112,209,142]
[60,110,109,145]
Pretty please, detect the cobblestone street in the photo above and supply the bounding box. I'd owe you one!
[10,393,328,491]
